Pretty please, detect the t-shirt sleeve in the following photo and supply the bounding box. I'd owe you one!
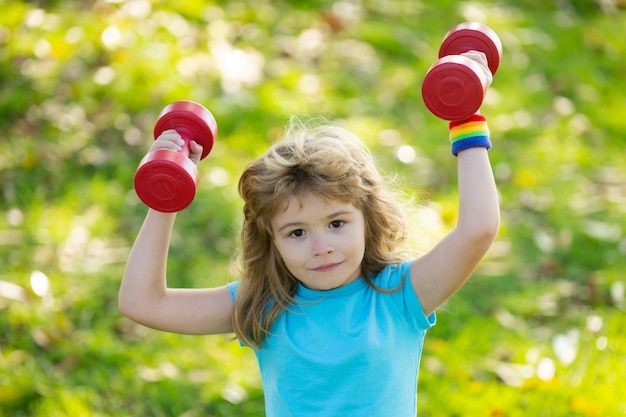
[402,261,436,330]
[226,281,247,347]
[384,261,436,332]
[227,281,239,303]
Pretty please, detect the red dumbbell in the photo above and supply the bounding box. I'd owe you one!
[422,22,502,121]
[134,101,218,212]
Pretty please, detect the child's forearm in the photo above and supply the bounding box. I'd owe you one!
[456,147,500,247]
[119,209,177,321]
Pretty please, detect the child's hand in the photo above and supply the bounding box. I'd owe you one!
[188,139,203,165]
[151,129,204,165]
[461,50,493,89]
[150,129,184,153]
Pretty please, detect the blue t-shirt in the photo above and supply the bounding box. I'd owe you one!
[228,261,436,417]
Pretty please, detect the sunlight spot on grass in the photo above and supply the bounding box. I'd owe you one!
[610,281,624,306]
[33,39,51,59]
[94,66,116,85]
[157,11,191,38]
[0,280,28,302]
[397,145,416,164]
[536,357,555,381]
[534,229,555,253]
[58,104,87,131]
[331,0,364,26]
[65,26,84,44]
[582,220,622,242]
[299,73,321,95]
[406,204,446,251]
[493,110,533,131]
[459,3,487,22]
[596,336,608,351]
[484,87,501,106]
[586,315,603,333]
[7,208,24,227]
[205,167,230,187]
[20,58,56,79]
[123,126,143,146]
[0,230,23,245]
[30,270,50,297]
[221,381,248,404]
[377,129,401,147]
[138,367,161,382]
[298,29,325,54]
[490,361,534,387]
[211,40,265,94]
[25,9,46,28]
[553,96,575,116]
[176,53,213,79]
[552,330,579,366]
[423,356,445,375]
[138,362,179,382]
[495,308,525,331]
[160,362,179,378]
[208,19,231,40]
[516,28,556,50]
[525,347,541,364]
[569,113,590,134]
[538,292,558,316]
[121,0,152,19]
[102,25,123,49]
[335,39,380,74]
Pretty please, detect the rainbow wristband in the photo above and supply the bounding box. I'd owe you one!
[449,114,491,156]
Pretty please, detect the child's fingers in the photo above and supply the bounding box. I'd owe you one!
[148,131,203,165]
[152,129,184,151]
[460,50,493,87]
[188,140,204,165]
[189,140,203,154]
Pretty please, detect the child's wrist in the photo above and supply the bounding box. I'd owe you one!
[449,114,491,156]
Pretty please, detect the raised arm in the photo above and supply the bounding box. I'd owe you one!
[119,132,234,335]
[410,145,499,315]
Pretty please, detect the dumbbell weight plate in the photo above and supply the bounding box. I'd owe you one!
[439,22,502,75]
[134,149,198,213]
[422,55,489,121]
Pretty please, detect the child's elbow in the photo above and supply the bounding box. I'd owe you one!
[118,298,131,319]
[474,216,500,249]
[118,292,139,322]
[461,215,500,251]
[484,215,500,239]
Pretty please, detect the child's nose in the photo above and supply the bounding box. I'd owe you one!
[312,237,334,257]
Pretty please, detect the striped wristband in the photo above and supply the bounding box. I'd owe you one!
[449,114,492,156]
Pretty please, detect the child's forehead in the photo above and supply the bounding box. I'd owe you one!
[276,191,356,214]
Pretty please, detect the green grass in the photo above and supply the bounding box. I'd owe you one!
[1,1,626,416]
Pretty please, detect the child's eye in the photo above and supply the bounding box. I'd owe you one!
[289,229,305,238]
[329,220,344,229]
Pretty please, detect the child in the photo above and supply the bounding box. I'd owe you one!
[119,55,500,417]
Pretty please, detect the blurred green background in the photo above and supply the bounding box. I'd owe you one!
[1,0,625,416]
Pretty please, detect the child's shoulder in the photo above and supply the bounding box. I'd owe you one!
[372,260,413,289]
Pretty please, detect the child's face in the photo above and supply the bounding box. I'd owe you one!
[270,192,366,291]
